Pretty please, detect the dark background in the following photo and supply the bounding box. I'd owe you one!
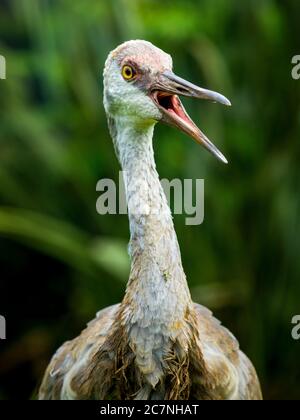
[0,0,300,400]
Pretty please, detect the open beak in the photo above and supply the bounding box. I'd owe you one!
[151,70,231,164]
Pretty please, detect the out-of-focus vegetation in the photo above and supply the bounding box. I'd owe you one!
[0,0,300,400]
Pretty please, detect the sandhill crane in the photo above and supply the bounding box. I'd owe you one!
[39,40,262,400]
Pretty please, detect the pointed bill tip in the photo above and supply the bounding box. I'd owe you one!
[216,151,229,164]
[224,98,232,107]
[213,95,231,107]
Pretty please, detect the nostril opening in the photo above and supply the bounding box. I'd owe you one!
[176,86,189,94]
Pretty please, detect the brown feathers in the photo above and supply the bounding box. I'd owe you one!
[39,302,262,400]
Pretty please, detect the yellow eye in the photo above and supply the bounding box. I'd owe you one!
[122,65,135,80]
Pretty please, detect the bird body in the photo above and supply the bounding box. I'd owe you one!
[39,40,262,400]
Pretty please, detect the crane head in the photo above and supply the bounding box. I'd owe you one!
[103,40,231,164]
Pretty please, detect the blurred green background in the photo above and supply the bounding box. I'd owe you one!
[0,0,299,400]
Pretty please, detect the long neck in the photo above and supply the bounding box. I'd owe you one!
[109,116,192,328]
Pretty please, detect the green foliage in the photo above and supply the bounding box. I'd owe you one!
[0,0,299,400]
